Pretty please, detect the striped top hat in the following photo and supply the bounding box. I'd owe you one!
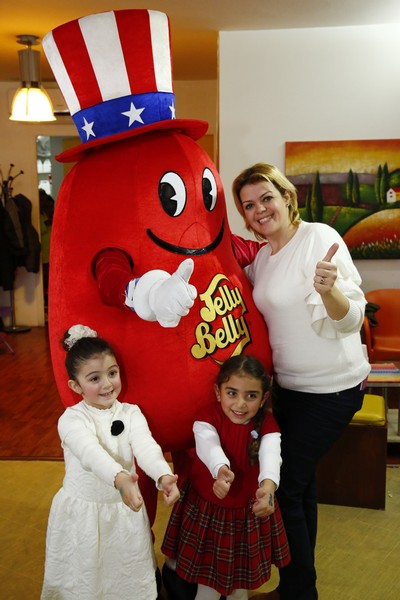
[43,9,208,162]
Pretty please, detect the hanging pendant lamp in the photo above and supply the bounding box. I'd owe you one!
[9,34,56,122]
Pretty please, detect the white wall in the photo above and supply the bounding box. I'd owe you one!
[219,24,400,291]
[0,80,217,327]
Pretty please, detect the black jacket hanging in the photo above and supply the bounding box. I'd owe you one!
[13,193,41,273]
[0,201,18,290]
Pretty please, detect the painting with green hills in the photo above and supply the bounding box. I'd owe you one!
[285,140,400,258]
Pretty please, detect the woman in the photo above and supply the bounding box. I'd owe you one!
[231,163,370,600]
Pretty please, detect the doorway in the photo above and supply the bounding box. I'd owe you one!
[36,135,79,320]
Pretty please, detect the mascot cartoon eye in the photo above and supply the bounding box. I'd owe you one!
[158,172,187,217]
[202,168,217,212]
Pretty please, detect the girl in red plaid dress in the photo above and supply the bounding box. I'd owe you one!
[162,355,290,600]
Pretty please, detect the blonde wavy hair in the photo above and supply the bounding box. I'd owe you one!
[232,163,301,241]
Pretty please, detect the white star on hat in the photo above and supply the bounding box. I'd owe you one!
[122,102,145,127]
[82,118,96,140]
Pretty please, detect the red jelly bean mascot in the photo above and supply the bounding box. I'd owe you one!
[43,9,272,534]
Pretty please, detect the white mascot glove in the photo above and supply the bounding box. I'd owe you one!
[124,258,197,328]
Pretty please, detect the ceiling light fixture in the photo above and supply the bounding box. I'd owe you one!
[9,34,56,122]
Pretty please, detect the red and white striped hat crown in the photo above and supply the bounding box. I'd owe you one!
[43,9,207,162]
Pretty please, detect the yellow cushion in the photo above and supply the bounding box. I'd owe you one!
[350,393,386,426]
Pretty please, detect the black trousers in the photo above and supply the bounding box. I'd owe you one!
[273,382,365,600]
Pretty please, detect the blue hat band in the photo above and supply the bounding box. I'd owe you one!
[73,91,176,144]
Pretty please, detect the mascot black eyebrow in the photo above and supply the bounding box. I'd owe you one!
[43,8,272,526]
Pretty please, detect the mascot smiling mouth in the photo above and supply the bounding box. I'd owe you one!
[146,220,225,256]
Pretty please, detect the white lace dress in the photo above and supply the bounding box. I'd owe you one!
[41,400,172,600]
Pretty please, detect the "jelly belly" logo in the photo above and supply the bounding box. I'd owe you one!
[191,273,251,360]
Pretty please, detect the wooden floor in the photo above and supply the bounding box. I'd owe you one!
[0,327,63,459]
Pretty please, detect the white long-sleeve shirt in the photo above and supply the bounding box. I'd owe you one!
[193,420,282,488]
[246,221,370,393]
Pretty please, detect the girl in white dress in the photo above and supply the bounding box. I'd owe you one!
[41,324,180,600]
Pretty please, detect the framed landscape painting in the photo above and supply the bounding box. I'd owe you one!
[285,139,400,258]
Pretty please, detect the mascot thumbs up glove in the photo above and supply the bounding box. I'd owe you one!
[125,258,197,328]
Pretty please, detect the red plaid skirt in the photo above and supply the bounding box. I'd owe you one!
[161,479,290,596]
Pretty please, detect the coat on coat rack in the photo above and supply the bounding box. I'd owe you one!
[0,192,41,290]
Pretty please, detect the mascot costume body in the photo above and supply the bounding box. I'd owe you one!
[43,13,272,594]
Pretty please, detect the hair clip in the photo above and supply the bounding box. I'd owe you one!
[250,429,259,439]
[65,324,97,349]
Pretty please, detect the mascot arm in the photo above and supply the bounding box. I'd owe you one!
[231,234,264,267]
[93,248,197,328]
[93,248,134,309]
